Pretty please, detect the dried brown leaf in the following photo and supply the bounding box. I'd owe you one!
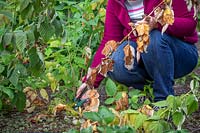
[83,89,100,112]
[53,103,66,116]
[102,40,118,56]
[86,68,98,88]
[100,58,114,77]
[123,44,135,70]
[115,92,129,111]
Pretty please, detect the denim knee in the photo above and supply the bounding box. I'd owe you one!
[107,41,148,88]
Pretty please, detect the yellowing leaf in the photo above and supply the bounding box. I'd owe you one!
[138,105,154,117]
[163,6,174,25]
[53,103,66,116]
[40,88,49,102]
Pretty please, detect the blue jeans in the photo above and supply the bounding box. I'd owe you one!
[107,30,198,101]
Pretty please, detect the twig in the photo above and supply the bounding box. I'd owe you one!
[119,0,165,44]
[148,0,165,17]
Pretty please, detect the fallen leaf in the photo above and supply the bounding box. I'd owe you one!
[40,88,49,102]
[81,120,98,131]
[53,103,66,116]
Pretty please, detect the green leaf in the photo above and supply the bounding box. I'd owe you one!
[38,19,55,42]
[15,91,26,112]
[2,87,14,100]
[115,92,122,101]
[9,68,19,87]
[14,31,27,53]
[28,47,43,76]
[147,121,163,133]
[99,106,115,124]
[19,0,31,12]
[21,4,34,20]
[129,89,141,97]
[190,80,199,94]
[1,52,15,65]
[153,100,168,107]
[0,10,14,22]
[26,30,35,45]
[0,64,5,73]
[67,129,79,133]
[185,95,198,115]
[3,32,13,45]
[83,112,101,122]
[166,95,176,109]
[172,111,185,128]
[105,98,115,105]
[52,19,63,37]
[105,78,117,96]
[134,113,147,129]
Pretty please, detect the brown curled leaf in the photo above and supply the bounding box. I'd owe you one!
[86,68,99,89]
[123,44,135,70]
[83,89,100,112]
[115,92,129,111]
[100,58,114,77]
[102,40,118,56]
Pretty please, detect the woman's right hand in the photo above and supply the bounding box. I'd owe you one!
[75,82,88,100]
[75,68,92,100]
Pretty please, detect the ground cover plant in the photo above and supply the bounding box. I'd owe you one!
[0,0,200,132]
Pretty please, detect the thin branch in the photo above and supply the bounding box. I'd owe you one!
[119,0,165,44]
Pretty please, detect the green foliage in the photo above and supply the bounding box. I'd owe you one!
[0,0,106,111]
[83,106,115,125]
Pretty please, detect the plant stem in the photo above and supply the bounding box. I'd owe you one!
[147,0,165,17]
[119,0,165,44]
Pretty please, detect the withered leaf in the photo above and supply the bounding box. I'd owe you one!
[81,120,98,131]
[115,92,129,111]
[138,105,154,116]
[99,58,114,77]
[53,103,66,116]
[123,44,135,70]
[83,89,100,112]
[163,6,174,25]
[102,40,118,56]
[86,68,99,89]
